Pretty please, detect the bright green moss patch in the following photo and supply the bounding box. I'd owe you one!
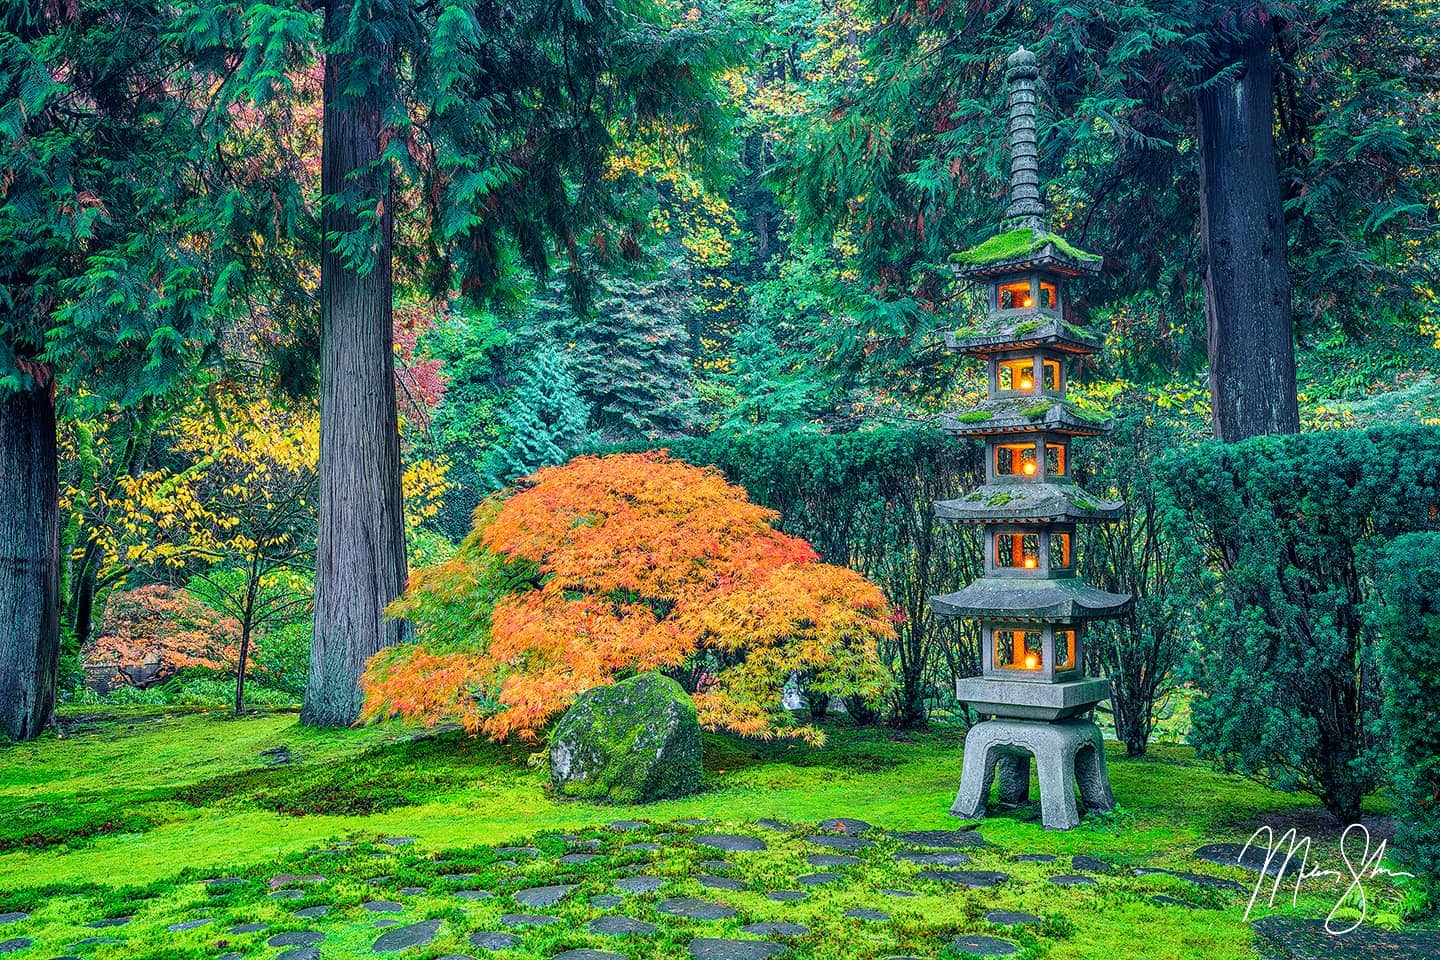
[954,411,994,423]
[1020,399,1055,419]
[951,228,1101,267]
[986,492,1015,506]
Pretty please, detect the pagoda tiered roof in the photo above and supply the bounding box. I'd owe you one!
[931,576,1131,621]
[939,396,1111,438]
[950,226,1102,281]
[934,482,1122,524]
[944,316,1102,357]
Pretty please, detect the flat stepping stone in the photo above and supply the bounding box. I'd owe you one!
[895,850,970,866]
[499,914,558,928]
[1048,874,1095,886]
[295,906,332,918]
[817,818,872,834]
[698,876,744,891]
[590,916,658,935]
[688,938,785,960]
[554,951,625,960]
[695,834,766,852]
[574,839,603,850]
[85,918,129,928]
[470,932,521,950]
[659,898,735,920]
[611,821,648,831]
[0,917,26,926]
[948,934,1017,957]
[1071,855,1111,873]
[1013,854,1054,863]
[882,890,916,898]
[269,931,324,947]
[891,830,984,849]
[615,876,665,895]
[513,885,576,908]
[916,870,1007,888]
[1133,868,1244,892]
[399,887,427,896]
[374,919,441,952]
[806,854,860,868]
[796,873,840,886]
[805,835,871,852]
[741,923,809,936]
[1195,842,1298,877]
[363,901,404,912]
[277,949,319,960]
[229,923,267,934]
[590,895,623,909]
[767,891,806,901]
[269,889,305,899]
[624,843,661,852]
[984,911,1039,926]
[1251,916,1440,960]
[383,837,415,846]
[496,846,540,857]
[167,918,214,932]
[558,853,600,865]
[845,908,888,921]
[270,873,325,888]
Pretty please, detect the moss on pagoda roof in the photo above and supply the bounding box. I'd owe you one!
[951,227,1101,269]
[945,316,1104,356]
[935,481,1123,523]
[940,396,1111,437]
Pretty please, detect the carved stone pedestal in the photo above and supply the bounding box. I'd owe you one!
[951,717,1115,830]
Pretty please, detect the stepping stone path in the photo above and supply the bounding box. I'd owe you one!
[456,890,494,900]
[807,854,860,868]
[688,939,785,960]
[741,922,809,936]
[767,891,806,902]
[590,895,624,909]
[894,850,970,867]
[1013,854,1054,863]
[500,914,559,928]
[948,934,1017,956]
[845,908,889,921]
[558,853,600,865]
[806,835,871,852]
[658,898,735,920]
[276,948,319,960]
[796,873,840,886]
[229,923,268,934]
[363,901,403,912]
[1133,868,1244,892]
[383,837,415,846]
[70,937,121,947]
[615,876,665,895]
[0,916,26,926]
[695,834,766,853]
[269,873,325,888]
[1252,916,1440,960]
[698,876,744,890]
[1071,855,1110,873]
[85,918,130,929]
[553,951,625,960]
[470,933,521,951]
[818,818,872,834]
[373,919,441,952]
[269,889,305,899]
[891,830,984,849]
[984,911,1039,926]
[167,918,214,932]
[399,887,427,895]
[677,819,709,826]
[916,870,1007,888]
[590,916,659,935]
[1195,843,1297,877]
[1048,874,1095,886]
[624,843,661,852]
[268,931,324,947]
[513,885,576,908]
[295,906,333,918]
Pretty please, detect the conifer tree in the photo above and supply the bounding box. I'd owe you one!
[484,347,594,488]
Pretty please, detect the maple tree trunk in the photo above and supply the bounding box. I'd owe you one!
[302,0,409,727]
[0,380,60,741]
[1196,12,1300,441]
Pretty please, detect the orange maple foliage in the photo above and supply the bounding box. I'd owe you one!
[362,452,893,743]
[86,585,242,686]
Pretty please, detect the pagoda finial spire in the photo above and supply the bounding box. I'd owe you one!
[1003,46,1046,231]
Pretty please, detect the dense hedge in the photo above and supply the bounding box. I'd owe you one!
[1163,424,1440,822]
[1372,532,1440,906]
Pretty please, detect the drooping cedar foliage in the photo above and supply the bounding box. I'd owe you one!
[361,452,893,743]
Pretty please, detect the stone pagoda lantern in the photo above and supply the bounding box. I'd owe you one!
[931,46,1130,830]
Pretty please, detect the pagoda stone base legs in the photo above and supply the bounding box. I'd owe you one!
[951,717,1115,830]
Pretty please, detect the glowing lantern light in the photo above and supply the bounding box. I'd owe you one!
[1022,461,1037,476]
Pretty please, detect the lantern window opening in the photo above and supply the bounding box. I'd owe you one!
[1054,628,1077,671]
[1050,531,1073,569]
[1046,441,1067,476]
[995,442,1040,477]
[997,357,1038,393]
[997,280,1033,311]
[1043,358,1062,392]
[1038,280,1058,310]
[994,627,1045,672]
[995,532,1041,569]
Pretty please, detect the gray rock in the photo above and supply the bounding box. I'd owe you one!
[499,914,558,928]
[767,891,806,901]
[805,836,870,852]
[890,830,984,849]
[398,887,427,896]
[269,889,305,900]
[947,934,1017,956]
[915,870,1007,888]
[817,818,872,835]
[984,911,1039,926]
[590,895,623,909]
[553,951,624,960]
[167,918,214,932]
[269,873,325,887]
[677,819,709,826]
[1048,874,1095,886]
[845,908,888,921]
[268,931,323,947]
[455,890,494,901]
[0,917,25,926]
[806,854,859,868]
[895,850,971,867]
[383,837,415,846]
[363,901,403,913]
[295,906,332,918]
[1132,868,1244,892]
[550,673,702,803]
[623,843,661,852]
[614,876,665,895]
[276,949,319,960]
[881,890,916,898]
[589,916,658,936]
[740,923,808,937]
[228,923,267,934]
[1071,855,1110,873]
[513,885,575,908]
[688,939,784,960]
[796,873,840,886]
[84,918,129,929]
[469,932,521,950]
[658,898,735,920]
[1194,843,1298,878]
[557,853,599,865]
[373,919,441,952]
[695,835,766,853]
[610,821,648,831]
[1013,854,1054,863]
[697,877,744,891]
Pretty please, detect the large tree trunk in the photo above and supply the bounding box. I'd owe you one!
[1196,12,1300,441]
[0,378,60,741]
[302,0,409,727]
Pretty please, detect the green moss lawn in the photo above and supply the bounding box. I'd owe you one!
[0,709,1426,960]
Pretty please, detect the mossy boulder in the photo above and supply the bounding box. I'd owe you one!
[549,673,703,804]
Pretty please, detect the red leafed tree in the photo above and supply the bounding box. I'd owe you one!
[86,585,241,688]
[362,452,894,743]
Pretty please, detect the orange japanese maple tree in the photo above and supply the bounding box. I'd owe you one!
[361,452,893,743]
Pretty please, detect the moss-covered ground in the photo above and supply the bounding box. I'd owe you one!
[0,708,1430,960]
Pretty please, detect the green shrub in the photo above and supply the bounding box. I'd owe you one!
[1371,531,1440,907]
[1163,425,1440,821]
